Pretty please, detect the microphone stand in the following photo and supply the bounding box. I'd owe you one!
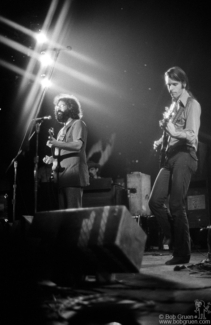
[28,120,44,214]
[5,149,22,223]
[12,161,18,223]
[6,118,43,221]
[6,47,63,219]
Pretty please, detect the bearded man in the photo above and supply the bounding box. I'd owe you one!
[43,94,89,209]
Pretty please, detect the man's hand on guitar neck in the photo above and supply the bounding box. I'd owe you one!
[47,136,58,148]
[153,136,163,150]
[47,127,59,148]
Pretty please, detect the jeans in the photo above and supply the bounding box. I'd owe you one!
[148,149,198,257]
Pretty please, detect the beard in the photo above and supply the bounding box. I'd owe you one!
[55,109,70,124]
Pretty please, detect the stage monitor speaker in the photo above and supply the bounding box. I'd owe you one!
[30,206,147,275]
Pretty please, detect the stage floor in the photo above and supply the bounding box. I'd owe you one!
[0,216,211,325]
[2,248,210,325]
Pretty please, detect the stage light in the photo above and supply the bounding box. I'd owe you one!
[39,52,53,67]
[40,76,52,89]
[35,31,48,45]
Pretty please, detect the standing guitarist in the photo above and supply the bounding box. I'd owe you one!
[149,67,201,265]
[43,94,89,209]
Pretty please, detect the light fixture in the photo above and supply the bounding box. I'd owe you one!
[39,52,53,67]
[35,30,48,45]
[40,75,52,89]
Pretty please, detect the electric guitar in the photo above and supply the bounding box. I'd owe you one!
[159,102,184,167]
[48,127,58,171]
[48,121,76,172]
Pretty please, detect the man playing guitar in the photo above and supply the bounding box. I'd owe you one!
[149,67,201,265]
[43,94,89,209]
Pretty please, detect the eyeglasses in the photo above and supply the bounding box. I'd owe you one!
[56,103,66,109]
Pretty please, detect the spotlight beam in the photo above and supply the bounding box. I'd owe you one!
[0,35,41,62]
[0,59,35,81]
[0,16,36,39]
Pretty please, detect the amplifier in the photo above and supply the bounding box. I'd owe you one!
[127,172,151,216]
[83,178,128,208]
[187,184,210,228]
[84,178,112,191]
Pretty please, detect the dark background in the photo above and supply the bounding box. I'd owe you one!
[1,0,211,218]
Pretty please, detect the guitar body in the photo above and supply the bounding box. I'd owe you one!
[159,130,168,168]
[52,158,58,172]
[47,121,76,174]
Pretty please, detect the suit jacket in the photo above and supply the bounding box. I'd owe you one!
[54,119,89,188]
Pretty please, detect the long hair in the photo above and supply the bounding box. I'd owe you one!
[53,94,83,119]
[165,66,190,91]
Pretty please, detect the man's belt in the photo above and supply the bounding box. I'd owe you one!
[167,145,196,156]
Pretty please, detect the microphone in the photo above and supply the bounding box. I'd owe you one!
[33,116,52,121]
[53,45,72,51]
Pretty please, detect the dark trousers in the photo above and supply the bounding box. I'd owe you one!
[148,149,198,257]
[58,187,83,209]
